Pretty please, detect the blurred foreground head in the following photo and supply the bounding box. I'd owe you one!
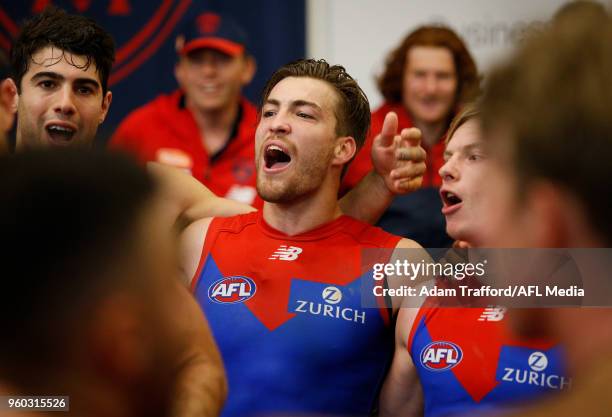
[0,150,183,417]
[480,6,612,248]
[479,5,612,374]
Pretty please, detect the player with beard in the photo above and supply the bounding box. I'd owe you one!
[180,59,427,417]
[379,103,569,417]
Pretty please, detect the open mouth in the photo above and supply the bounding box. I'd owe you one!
[264,143,292,171]
[45,124,76,145]
[441,190,463,214]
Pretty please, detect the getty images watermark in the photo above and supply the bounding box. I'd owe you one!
[360,248,612,308]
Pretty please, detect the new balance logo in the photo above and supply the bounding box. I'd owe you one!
[269,245,303,261]
[478,306,507,322]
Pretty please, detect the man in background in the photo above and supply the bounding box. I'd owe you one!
[110,10,260,204]
[345,26,480,247]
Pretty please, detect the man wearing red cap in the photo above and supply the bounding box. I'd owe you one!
[110,11,260,204]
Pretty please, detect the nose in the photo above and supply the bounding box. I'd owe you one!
[200,59,217,77]
[54,85,76,116]
[439,156,459,182]
[424,75,437,94]
[269,112,291,135]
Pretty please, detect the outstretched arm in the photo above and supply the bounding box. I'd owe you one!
[149,162,255,230]
[339,112,426,224]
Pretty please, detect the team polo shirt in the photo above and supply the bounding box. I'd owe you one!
[110,91,259,205]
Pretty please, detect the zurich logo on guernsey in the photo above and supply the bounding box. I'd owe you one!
[208,276,257,304]
[420,341,463,371]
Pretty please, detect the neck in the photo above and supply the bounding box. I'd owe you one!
[186,96,240,154]
[412,118,448,148]
[262,173,343,236]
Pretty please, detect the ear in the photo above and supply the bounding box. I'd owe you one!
[240,55,256,86]
[99,91,112,124]
[174,60,185,86]
[332,136,357,167]
[4,78,18,113]
[175,35,185,54]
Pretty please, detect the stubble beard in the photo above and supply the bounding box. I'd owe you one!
[256,148,333,204]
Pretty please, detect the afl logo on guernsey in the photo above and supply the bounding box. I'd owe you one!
[208,276,257,304]
[420,341,463,371]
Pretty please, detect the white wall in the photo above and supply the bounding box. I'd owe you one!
[307,0,605,109]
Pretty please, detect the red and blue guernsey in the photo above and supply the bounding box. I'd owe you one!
[408,302,571,417]
[192,211,401,417]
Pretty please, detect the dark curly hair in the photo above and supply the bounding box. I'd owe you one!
[10,6,115,95]
[378,26,479,108]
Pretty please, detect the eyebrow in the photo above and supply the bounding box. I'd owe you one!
[30,71,101,90]
[444,143,484,159]
[264,98,323,113]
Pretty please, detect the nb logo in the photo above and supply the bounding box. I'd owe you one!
[478,306,507,322]
[322,286,342,305]
[269,245,303,261]
[528,351,549,372]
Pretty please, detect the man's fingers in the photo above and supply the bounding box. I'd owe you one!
[400,127,422,147]
[396,145,426,163]
[390,162,426,180]
[376,111,399,148]
[393,177,424,193]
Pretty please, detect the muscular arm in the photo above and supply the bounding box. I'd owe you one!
[379,307,424,417]
[339,171,394,224]
[168,278,227,417]
[149,167,228,416]
[149,162,255,230]
[386,238,432,313]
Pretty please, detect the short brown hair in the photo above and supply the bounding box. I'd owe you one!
[445,101,481,146]
[260,59,371,151]
[481,11,612,243]
[378,26,479,108]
